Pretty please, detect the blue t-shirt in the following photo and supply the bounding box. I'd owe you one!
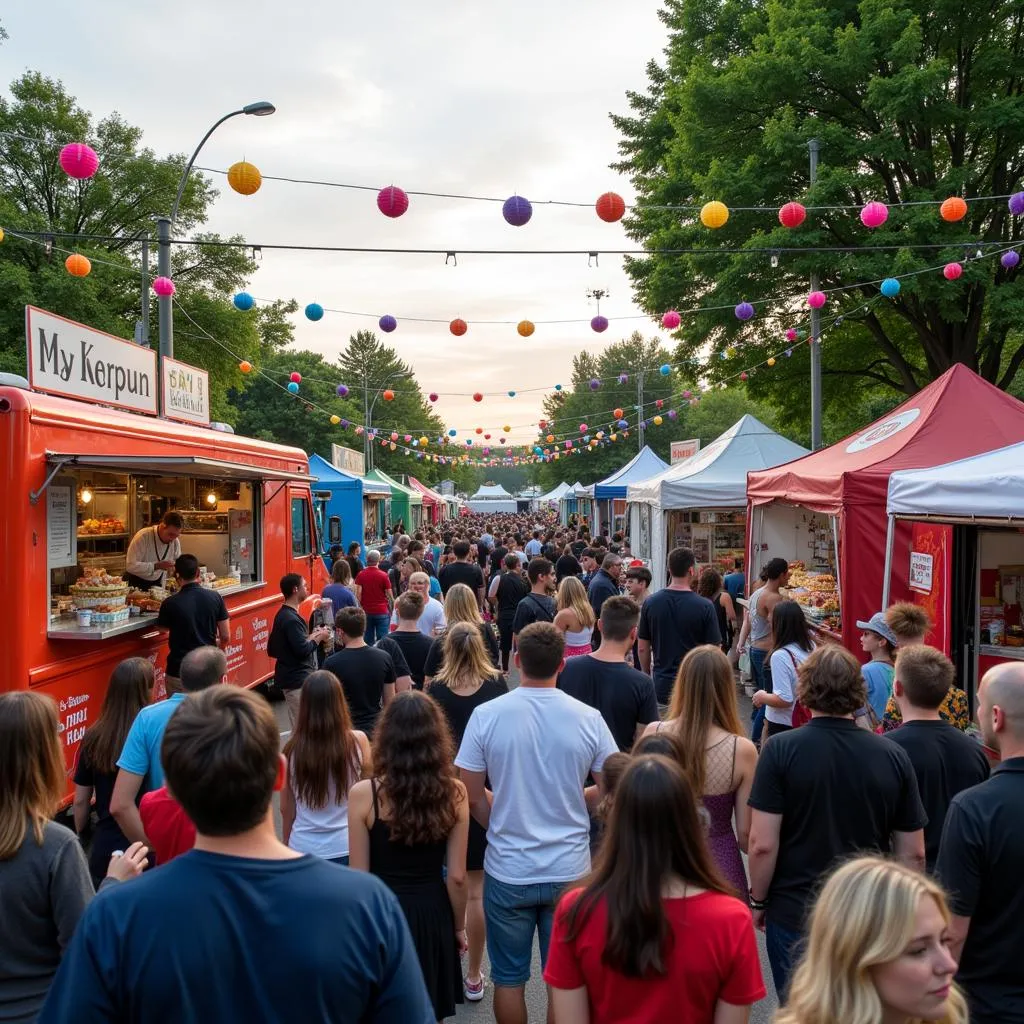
[723,571,746,601]
[428,575,442,599]
[38,851,433,1024]
[320,583,357,614]
[115,693,187,791]
[863,660,895,719]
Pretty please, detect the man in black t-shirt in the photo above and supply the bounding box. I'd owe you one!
[937,662,1024,1024]
[156,554,230,694]
[323,606,397,737]
[886,646,989,872]
[387,592,434,689]
[558,596,658,750]
[748,645,926,1001]
[438,540,485,606]
[637,547,721,707]
[511,558,556,651]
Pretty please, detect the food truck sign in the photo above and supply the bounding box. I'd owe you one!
[162,356,210,426]
[26,306,158,415]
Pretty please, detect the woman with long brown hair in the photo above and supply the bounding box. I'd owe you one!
[428,622,508,1002]
[280,670,371,865]
[349,690,469,1023]
[73,657,154,887]
[697,567,737,654]
[423,582,500,684]
[544,755,765,1023]
[0,691,147,1021]
[642,645,758,895]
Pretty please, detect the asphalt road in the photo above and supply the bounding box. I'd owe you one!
[271,676,779,1023]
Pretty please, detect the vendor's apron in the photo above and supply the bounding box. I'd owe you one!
[124,527,170,591]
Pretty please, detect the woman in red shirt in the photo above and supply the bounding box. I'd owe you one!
[544,754,765,1024]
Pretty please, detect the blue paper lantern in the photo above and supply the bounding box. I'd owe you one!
[287,381,299,394]
[233,291,254,311]
[448,428,457,436]
[617,418,628,428]
[508,390,516,397]
[534,446,543,455]
[659,364,671,375]
[305,303,324,321]
[555,384,562,391]
[379,314,397,333]
[880,278,901,298]
[502,194,533,227]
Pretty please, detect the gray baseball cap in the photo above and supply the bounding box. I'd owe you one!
[856,611,899,647]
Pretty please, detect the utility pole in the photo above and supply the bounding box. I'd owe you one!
[809,138,823,450]
[362,367,371,472]
[636,370,645,452]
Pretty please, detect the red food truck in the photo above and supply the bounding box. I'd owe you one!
[1,308,329,785]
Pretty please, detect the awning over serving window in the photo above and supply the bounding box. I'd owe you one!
[46,453,314,483]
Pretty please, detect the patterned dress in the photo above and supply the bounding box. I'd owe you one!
[881,687,970,732]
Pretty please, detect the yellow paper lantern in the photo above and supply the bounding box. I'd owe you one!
[653,415,663,426]
[767,357,776,367]
[610,433,618,442]
[503,424,511,432]
[0,227,5,243]
[419,436,429,446]
[547,434,555,443]
[517,320,535,337]
[330,414,341,425]
[65,253,92,277]
[389,442,397,451]
[700,201,729,229]
[227,161,262,196]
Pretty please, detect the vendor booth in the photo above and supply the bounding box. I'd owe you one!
[747,365,1024,652]
[560,481,592,526]
[628,416,807,590]
[538,481,573,507]
[593,446,669,539]
[885,440,1024,693]
[365,468,423,533]
[467,483,517,515]
[309,454,367,560]
[408,475,446,525]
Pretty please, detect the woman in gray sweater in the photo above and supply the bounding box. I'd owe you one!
[0,691,147,1022]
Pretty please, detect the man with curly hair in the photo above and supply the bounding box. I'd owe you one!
[747,644,927,1000]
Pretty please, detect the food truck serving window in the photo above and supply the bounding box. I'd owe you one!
[46,455,273,639]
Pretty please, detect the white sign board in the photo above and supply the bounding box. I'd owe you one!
[331,443,366,476]
[26,306,157,415]
[162,356,210,425]
[47,483,76,568]
[671,438,701,464]
[909,550,934,594]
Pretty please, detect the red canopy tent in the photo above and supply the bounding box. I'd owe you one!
[746,365,1024,650]
[408,476,444,524]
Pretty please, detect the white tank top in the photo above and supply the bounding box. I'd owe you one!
[565,626,594,646]
[288,747,362,860]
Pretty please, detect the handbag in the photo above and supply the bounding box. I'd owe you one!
[785,649,813,728]
[739,648,751,676]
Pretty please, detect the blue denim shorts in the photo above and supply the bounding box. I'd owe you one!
[483,873,567,987]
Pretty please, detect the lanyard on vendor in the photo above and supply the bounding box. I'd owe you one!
[153,527,171,564]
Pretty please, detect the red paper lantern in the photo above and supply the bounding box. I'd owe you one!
[943,262,963,280]
[940,196,968,223]
[383,389,395,401]
[377,186,409,218]
[289,372,302,384]
[450,319,468,336]
[595,191,626,223]
[472,392,483,402]
[778,202,807,228]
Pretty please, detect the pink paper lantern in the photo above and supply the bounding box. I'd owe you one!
[661,309,681,329]
[860,201,889,228]
[786,328,799,342]
[807,291,826,309]
[377,186,409,218]
[943,262,963,280]
[152,276,175,297]
[59,142,99,180]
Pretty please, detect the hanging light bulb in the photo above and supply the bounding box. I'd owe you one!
[80,488,93,504]
[770,252,779,269]
[206,491,218,507]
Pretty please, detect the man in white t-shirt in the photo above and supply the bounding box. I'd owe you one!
[389,571,446,637]
[455,621,617,1024]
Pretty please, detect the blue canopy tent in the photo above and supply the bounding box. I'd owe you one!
[309,454,390,562]
[592,446,669,537]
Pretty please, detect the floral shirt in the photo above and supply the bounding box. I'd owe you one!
[881,687,970,732]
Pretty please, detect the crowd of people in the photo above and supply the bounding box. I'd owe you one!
[1,506,1022,1023]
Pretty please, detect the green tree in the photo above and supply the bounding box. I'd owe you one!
[0,71,282,414]
[613,0,1024,435]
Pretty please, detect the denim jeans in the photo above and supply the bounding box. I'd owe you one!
[364,613,389,644]
[765,918,803,1002]
[750,647,768,744]
[483,873,567,987]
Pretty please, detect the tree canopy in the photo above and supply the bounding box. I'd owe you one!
[613,0,1024,435]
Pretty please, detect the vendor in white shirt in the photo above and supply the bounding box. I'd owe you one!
[124,511,184,590]
[390,571,446,637]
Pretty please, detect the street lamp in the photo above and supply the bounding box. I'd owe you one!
[156,101,275,364]
[363,370,410,471]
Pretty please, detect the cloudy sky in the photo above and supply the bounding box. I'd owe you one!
[3,1,671,446]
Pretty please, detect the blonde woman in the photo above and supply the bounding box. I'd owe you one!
[554,575,596,658]
[642,645,758,895]
[775,856,966,1024]
[428,623,508,1002]
[423,583,500,684]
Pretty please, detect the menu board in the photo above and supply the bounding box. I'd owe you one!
[47,483,76,568]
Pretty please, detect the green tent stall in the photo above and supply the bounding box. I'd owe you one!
[365,468,424,533]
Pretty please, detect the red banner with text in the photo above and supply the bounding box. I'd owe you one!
[907,522,953,655]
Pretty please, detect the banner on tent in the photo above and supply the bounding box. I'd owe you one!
[671,439,701,464]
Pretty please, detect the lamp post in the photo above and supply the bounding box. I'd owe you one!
[362,370,410,471]
[156,101,275,365]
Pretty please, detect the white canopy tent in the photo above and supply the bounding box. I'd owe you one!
[538,481,573,503]
[627,415,807,589]
[467,482,517,514]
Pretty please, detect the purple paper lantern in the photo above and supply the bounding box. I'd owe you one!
[618,373,628,384]
[591,315,609,333]
[378,314,397,333]
[1010,193,1024,216]
[336,384,349,397]
[735,302,755,321]
[1002,250,1021,269]
[589,378,600,391]
[667,409,678,421]
[502,195,533,227]
[340,419,350,429]
[59,142,99,179]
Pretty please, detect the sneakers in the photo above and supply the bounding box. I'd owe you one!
[464,976,485,1002]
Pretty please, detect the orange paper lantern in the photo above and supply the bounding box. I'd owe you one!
[940,196,967,223]
[239,360,252,373]
[65,253,91,277]
[383,389,395,401]
[517,320,535,337]
[613,407,624,419]
[227,161,262,196]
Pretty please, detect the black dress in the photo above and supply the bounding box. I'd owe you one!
[73,747,132,889]
[429,676,508,871]
[369,780,462,1020]
[424,622,500,677]
[712,592,730,653]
